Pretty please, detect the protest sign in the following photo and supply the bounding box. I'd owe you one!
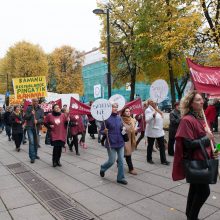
[12,76,47,99]
[109,94,125,111]
[150,79,168,103]
[9,95,23,106]
[91,99,112,121]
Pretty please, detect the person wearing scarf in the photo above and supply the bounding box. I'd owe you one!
[44,104,68,167]
[10,105,23,152]
[121,107,137,175]
[172,91,214,220]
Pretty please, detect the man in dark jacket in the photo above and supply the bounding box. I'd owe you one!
[168,102,181,156]
[25,98,44,163]
[4,106,12,141]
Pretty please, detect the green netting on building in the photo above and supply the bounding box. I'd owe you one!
[82,60,151,102]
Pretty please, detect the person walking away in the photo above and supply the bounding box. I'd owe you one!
[10,105,23,152]
[145,99,169,165]
[100,103,127,185]
[135,101,148,149]
[4,106,12,141]
[121,107,137,175]
[88,101,97,139]
[79,115,88,149]
[172,91,214,220]
[24,98,44,163]
[69,114,85,155]
[205,99,217,131]
[44,104,68,167]
[168,102,181,156]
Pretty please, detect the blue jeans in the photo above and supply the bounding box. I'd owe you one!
[27,128,38,160]
[101,147,125,181]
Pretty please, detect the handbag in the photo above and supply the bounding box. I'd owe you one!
[45,129,51,145]
[122,133,129,142]
[184,140,219,184]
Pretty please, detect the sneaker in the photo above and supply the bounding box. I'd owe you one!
[100,170,105,177]
[82,143,88,149]
[117,179,128,185]
[36,156,40,159]
[30,159,35,163]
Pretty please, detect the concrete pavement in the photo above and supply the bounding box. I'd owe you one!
[0,131,220,220]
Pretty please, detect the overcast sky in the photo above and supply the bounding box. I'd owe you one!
[0,0,103,58]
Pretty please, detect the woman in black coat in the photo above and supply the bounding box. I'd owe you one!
[10,105,23,152]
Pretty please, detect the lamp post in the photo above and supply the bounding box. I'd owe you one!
[93,8,111,98]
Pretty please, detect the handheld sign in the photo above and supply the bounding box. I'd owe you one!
[91,99,112,121]
[109,94,125,111]
[150,79,168,103]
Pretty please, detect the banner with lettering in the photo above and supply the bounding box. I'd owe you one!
[187,58,220,95]
[69,97,91,115]
[124,98,143,115]
[12,76,47,99]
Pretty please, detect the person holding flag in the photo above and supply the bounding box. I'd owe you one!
[24,98,44,163]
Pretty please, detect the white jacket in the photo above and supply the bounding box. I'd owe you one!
[145,106,164,138]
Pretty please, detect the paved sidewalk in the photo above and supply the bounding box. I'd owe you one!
[0,131,220,220]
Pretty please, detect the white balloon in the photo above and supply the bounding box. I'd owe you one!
[91,99,112,121]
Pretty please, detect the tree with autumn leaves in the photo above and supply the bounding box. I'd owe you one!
[0,42,84,95]
[97,0,220,102]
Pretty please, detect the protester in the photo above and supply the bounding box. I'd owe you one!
[213,99,220,132]
[88,101,97,139]
[100,103,127,185]
[172,91,214,220]
[10,105,23,152]
[205,99,217,131]
[0,107,5,132]
[145,99,169,165]
[79,115,88,148]
[135,101,148,149]
[69,114,85,155]
[168,102,181,156]
[25,98,44,163]
[44,104,68,167]
[121,107,137,175]
[4,106,12,141]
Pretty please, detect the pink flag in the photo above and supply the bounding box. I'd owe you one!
[187,58,220,95]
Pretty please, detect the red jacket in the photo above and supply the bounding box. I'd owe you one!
[205,105,217,126]
[172,115,213,181]
[44,112,68,142]
[69,115,85,136]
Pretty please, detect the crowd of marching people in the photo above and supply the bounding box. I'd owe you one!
[0,92,220,220]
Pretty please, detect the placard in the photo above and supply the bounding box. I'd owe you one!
[109,94,125,111]
[91,99,112,121]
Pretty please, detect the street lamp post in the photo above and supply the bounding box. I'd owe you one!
[93,8,111,98]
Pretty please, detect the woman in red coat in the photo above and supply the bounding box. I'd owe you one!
[172,91,214,220]
[205,100,217,131]
[44,104,68,167]
[69,114,85,156]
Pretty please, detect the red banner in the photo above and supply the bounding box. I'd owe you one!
[69,97,91,115]
[124,98,143,115]
[187,58,220,95]
[49,99,62,109]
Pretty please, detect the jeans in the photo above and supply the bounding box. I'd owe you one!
[27,128,38,160]
[101,147,125,181]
